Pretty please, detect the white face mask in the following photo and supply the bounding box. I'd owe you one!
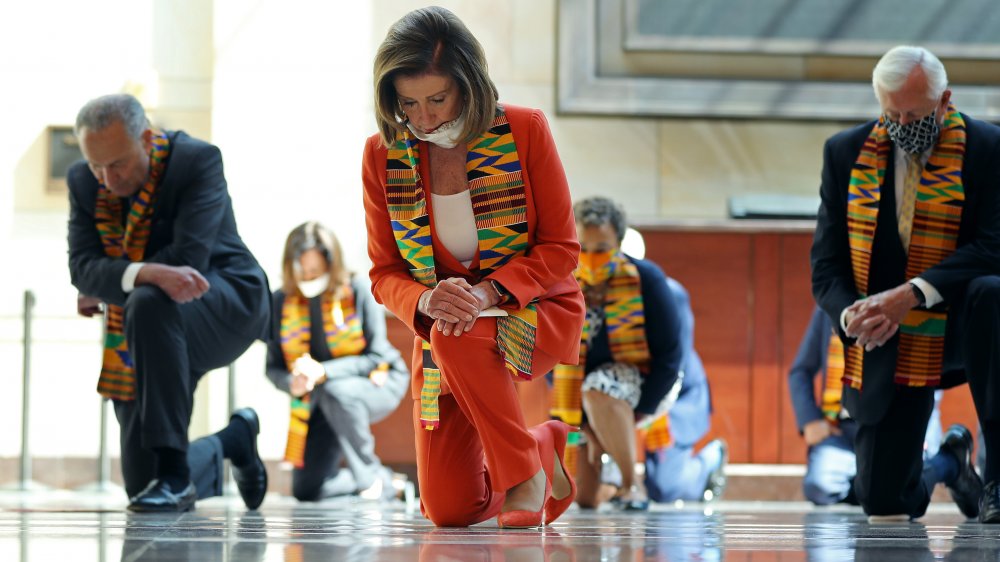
[405,112,466,149]
[297,273,330,299]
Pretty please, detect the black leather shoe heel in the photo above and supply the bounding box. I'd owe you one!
[230,407,268,510]
[127,479,197,513]
[940,424,983,520]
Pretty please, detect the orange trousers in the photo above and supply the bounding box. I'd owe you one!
[412,317,559,527]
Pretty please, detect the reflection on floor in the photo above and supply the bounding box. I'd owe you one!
[0,492,998,561]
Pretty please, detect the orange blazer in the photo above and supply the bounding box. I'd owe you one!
[361,104,584,365]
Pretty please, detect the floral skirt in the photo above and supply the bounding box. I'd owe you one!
[581,361,642,409]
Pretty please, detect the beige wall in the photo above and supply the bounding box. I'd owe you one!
[0,0,851,463]
[373,1,845,221]
[0,0,157,460]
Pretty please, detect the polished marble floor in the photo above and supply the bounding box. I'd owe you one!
[1,491,999,561]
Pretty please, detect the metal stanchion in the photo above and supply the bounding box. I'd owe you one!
[97,398,114,491]
[2,290,49,492]
[77,307,124,495]
[228,362,237,414]
[224,362,237,496]
[19,512,29,562]
[76,398,124,495]
[19,291,34,490]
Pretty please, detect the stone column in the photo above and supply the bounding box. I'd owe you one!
[151,0,213,140]
[152,0,220,438]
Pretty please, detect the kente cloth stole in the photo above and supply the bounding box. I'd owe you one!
[821,332,845,422]
[94,132,170,401]
[644,414,671,451]
[387,107,537,430]
[550,252,650,427]
[844,104,965,389]
[279,287,367,467]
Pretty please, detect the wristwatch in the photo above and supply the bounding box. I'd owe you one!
[489,279,510,305]
[909,282,926,307]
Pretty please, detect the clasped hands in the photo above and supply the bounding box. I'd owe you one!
[844,283,920,351]
[76,264,211,318]
[289,353,326,398]
[417,277,500,337]
[136,263,210,303]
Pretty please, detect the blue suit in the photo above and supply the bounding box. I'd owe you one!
[644,278,724,502]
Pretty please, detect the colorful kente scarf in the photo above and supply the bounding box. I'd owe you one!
[94,132,170,400]
[644,414,671,451]
[844,104,965,389]
[821,332,845,422]
[387,106,538,430]
[550,251,650,426]
[279,286,367,467]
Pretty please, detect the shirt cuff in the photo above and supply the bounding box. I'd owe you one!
[910,277,942,308]
[839,307,850,333]
[122,262,145,293]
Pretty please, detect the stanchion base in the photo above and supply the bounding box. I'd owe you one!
[75,480,126,496]
[0,480,53,493]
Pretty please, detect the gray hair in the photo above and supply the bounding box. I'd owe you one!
[74,94,149,138]
[574,196,627,243]
[872,46,948,102]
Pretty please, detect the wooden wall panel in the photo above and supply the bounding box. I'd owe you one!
[778,235,816,463]
[643,231,754,462]
[371,319,416,464]
[750,234,782,463]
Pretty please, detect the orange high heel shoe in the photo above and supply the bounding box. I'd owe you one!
[530,420,578,525]
[497,470,549,529]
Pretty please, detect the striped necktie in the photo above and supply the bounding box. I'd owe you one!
[897,152,922,253]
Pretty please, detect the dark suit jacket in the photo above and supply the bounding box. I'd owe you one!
[67,130,270,341]
[585,256,684,415]
[787,307,833,432]
[811,114,1000,423]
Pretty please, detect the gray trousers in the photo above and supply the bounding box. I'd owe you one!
[292,372,407,501]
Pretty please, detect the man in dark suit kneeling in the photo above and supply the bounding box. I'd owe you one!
[68,93,270,512]
[812,46,1000,523]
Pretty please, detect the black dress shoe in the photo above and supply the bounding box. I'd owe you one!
[940,424,983,519]
[980,481,1000,523]
[128,479,197,513]
[230,408,268,510]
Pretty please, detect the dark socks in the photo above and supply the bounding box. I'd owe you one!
[155,447,191,491]
[983,421,1000,483]
[840,480,859,506]
[927,449,960,487]
[216,416,253,467]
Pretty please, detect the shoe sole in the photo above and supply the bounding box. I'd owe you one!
[127,500,196,513]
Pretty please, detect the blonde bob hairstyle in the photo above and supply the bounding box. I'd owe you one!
[280,221,350,299]
[373,6,498,148]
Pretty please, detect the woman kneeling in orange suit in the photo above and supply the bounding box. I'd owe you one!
[362,6,585,528]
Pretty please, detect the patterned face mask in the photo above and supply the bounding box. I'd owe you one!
[578,250,617,286]
[884,110,940,154]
